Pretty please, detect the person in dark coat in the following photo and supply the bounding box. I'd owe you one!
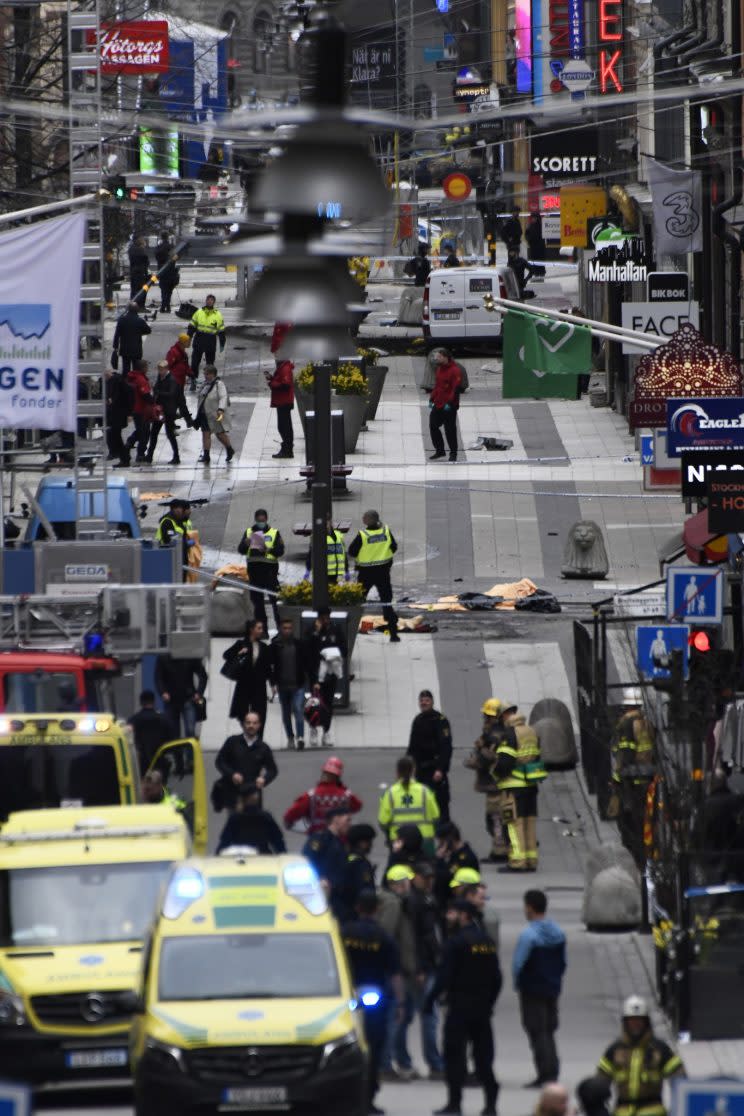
[270,618,308,749]
[434,822,481,909]
[302,806,352,919]
[105,367,131,466]
[507,247,537,297]
[525,212,547,262]
[216,783,286,854]
[128,237,150,300]
[112,302,151,375]
[213,711,278,812]
[127,690,173,775]
[223,619,275,725]
[339,823,377,922]
[407,689,453,821]
[146,360,193,465]
[302,608,347,743]
[501,207,523,251]
[155,653,208,738]
[154,233,179,312]
[405,243,431,287]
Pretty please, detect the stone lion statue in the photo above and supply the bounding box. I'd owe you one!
[561,520,609,579]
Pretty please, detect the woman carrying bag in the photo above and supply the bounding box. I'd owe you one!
[195,364,235,466]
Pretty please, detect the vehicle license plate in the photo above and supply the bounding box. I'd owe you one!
[65,1048,128,1069]
[433,311,460,320]
[222,1086,288,1106]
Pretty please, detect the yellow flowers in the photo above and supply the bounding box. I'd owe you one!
[295,362,368,397]
[279,580,366,605]
[356,346,379,367]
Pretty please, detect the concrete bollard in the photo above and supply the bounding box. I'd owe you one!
[210,586,254,635]
[583,845,641,930]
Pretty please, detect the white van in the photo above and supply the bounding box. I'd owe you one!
[422,266,520,349]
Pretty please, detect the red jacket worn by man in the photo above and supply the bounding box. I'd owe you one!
[268,360,295,407]
[283,757,362,834]
[166,336,191,388]
[430,359,462,410]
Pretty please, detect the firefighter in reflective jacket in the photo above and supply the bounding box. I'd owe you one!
[305,516,348,584]
[155,498,191,581]
[489,702,538,872]
[504,706,547,871]
[597,995,683,1116]
[612,708,656,869]
[348,509,400,642]
[378,755,440,856]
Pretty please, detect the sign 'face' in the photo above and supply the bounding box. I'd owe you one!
[620,301,699,353]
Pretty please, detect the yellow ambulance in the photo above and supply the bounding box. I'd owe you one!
[0,804,191,1086]
[130,851,368,1116]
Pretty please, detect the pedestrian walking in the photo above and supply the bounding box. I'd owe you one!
[265,357,295,458]
[427,899,502,1116]
[596,996,682,1116]
[112,301,151,375]
[409,861,445,1078]
[238,508,284,629]
[128,237,150,300]
[305,515,348,585]
[465,698,512,863]
[505,705,547,870]
[348,510,400,642]
[222,619,274,726]
[215,783,286,854]
[302,607,347,745]
[407,690,453,822]
[340,824,377,920]
[127,690,173,775]
[154,653,208,738]
[513,889,567,1087]
[377,864,418,1082]
[154,232,179,312]
[501,206,523,251]
[104,367,131,466]
[526,212,547,262]
[404,243,431,287]
[195,364,235,465]
[155,498,193,580]
[507,247,538,297]
[283,756,362,834]
[270,617,308,749]
[124,358,154,463]
[146,361,193,465]
[188,294,226,385]
[213,710,278,813]
[378,755,440,857]
[302,806,351,920]
[428,348,462,462]
[166,333,192,388]
[343,890,404,1115]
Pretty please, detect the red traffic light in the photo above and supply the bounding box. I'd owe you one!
[689,630,711,652]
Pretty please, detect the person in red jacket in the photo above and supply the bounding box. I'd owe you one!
[124,359,154,464]
[428,347,462,462]
[283,756,362,834]
[265,358,295,458]
[166,333,191,388]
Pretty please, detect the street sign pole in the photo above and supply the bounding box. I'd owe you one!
[311,362,332,612]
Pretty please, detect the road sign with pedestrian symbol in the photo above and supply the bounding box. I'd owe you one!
[636,625,690,680]
[666,566,723,625]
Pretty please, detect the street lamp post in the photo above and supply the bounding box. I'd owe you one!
[310,361,333,610]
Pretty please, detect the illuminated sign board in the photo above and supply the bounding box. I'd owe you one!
[515,0,532,94]
[598,0,623,92]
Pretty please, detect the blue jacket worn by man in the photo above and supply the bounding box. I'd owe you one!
[513,917,567,997]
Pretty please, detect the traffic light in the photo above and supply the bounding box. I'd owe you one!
[689,629,712,653]
[106,175,127,201]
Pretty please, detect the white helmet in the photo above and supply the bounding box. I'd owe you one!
[623,995,649,1018]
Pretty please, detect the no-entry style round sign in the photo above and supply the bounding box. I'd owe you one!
[442,172,472,201]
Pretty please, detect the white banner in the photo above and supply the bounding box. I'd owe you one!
[645,157,703,256]
[0,212,85,432]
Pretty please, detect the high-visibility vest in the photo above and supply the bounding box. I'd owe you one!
[155,514,185,547]
[598,1034,682,1116]
[493,731,529,792]
[245,526,279,562]
[327,531,347,578]
[191,306,225,335]
[378,779,439,839]
[509,717,547,783]
[356,525,394,567]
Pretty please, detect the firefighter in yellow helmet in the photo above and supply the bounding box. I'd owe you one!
[503,704,547,871]
[597,995,683,1116]
[611,708,656,869]
[465,698,512,863]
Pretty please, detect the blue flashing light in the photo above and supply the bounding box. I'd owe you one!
[284,863,317,888]
[175,875,204,900]
[437,0,449,10]
[361,990,381,1008]
[83,630,105,655]
[79,717,95,733]
[163,869,205,919]
[283,860,327,915]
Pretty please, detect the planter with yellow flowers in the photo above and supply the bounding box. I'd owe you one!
[294,361,369,453]
[277,579,366,682]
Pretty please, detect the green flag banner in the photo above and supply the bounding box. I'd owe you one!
[502,310,591,400]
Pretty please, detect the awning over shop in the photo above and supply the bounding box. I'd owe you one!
[682,509,728,565]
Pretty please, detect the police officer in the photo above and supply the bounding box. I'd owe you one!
[340,823,377,921]
[348,510,400,643]
[238,508,285,629]
[302,807,351,921]
[378,756,440,858]
[504,704,547,871]
[188,294,226,386]
[434,822,480,910]
[343,890,404,1116]
[427,899,502,1116]
[597,995,683,1116]
[305,515,348,584]
[407,690,453,822]
[156,498,192,581]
